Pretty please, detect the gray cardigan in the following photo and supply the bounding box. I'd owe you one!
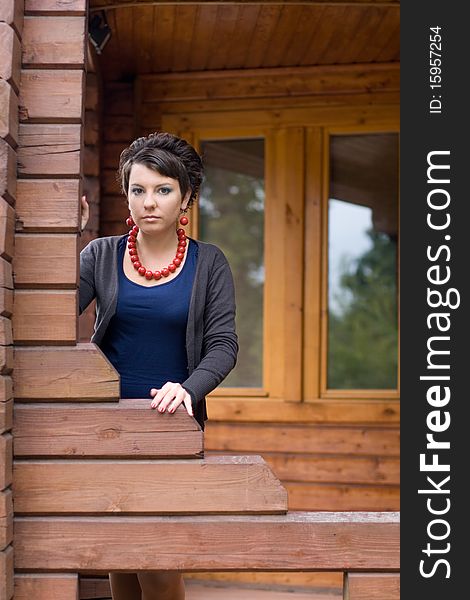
[79,235,238,430]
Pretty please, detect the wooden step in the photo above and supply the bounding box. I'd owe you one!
[14,512,399,573]
[13,455,288,515]
[14,398,203,458]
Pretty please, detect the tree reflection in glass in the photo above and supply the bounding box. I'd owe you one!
[199,139,265,388]
[327,134,398,390]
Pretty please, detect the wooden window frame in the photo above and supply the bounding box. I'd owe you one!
[155,97,399,423]
[310,123,400,402]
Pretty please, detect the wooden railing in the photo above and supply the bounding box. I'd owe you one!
[12,370,399,599]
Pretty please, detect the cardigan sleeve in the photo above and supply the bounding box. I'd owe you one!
[79,241,96,315]
[181,249,238,405]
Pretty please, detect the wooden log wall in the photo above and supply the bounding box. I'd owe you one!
[0,1,21,596]
[11,1,116,597]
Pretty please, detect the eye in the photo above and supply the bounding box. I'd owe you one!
[131,187,143,195]
[158,187,172,195]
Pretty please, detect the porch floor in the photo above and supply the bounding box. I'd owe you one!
[185,579,342,599]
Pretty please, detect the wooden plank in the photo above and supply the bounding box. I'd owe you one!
[0,23,21,92]
[0,399,13,434]
[0,139,16,204]
[102,141,127,170]
[0,544,13,600]
[16,179,80,232]
[100,195,128,222]
[0,489,13,551]
[0,256,13,289]
[85,72,99,110]
[0,377,12,403]
[224,5,261,70]
[14,573,79,600]
[22,16,85,67]
[345,573,400,600]
[102,114,134,143]
[12,290,77,344]
[13,455,288,515]
[162,104,399,132]
[140,64,400,103]
[0,288,13,319]
[25,0,86,15]
[0,80,18,148]
[303,127,322,400]
[14,512,400,572]
[0,199,15,262]
[84,110,99,146]
[0,317,13,346]
[205,422,399,457]
[206,398,400,425]
[0,346,13,376]
[83,145,99,177]
[285,481,399,512]
[141,92,401,126]
[13,400,204,458]
[210,451,400,485]
[19,70,84,122]
[18,124,81,177]
[13,344,120,400]
[282,128,303,402]
[0,0,24,35]
[244,5,282,69]
[0,434,12,488]
[13,234,77,288]
[101,170,121,195]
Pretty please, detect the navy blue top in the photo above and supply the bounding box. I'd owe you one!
[100,235,198,399]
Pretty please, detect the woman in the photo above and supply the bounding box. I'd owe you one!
[79,132,238,600]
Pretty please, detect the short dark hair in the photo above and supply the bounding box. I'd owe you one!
[118,132,204,207]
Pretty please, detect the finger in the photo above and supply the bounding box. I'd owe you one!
[154,382,175,404]
[168,388,187,413]
[183,393,194,417]
[157,387,180,412]
[151,384,175,409]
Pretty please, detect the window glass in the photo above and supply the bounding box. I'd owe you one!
[327,133,399,389]
[199,139,265,387]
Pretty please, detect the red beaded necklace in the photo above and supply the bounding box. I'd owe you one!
[127,225,187,281]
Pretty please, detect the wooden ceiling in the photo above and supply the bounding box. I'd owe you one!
[88,1,400,82]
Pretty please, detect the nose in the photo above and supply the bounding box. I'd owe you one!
[143,191,157,209]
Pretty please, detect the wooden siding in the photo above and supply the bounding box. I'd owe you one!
[0,1,19,596]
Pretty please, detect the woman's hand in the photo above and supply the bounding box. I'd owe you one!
[150,382,194,417]
[80,194,89,232]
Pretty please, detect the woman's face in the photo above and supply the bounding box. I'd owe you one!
[127,162,190,234]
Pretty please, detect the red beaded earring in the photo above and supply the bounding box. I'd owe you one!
[179,210,189,226]
[126,215,135,227]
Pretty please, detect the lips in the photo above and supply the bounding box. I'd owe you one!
[143,216,160,220]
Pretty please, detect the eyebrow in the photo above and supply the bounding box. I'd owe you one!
[129,182,174,187]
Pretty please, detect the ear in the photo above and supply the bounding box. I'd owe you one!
[181,189,191,211]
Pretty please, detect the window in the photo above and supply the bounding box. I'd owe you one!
[326,133,399,392]
[198,139,265,388]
